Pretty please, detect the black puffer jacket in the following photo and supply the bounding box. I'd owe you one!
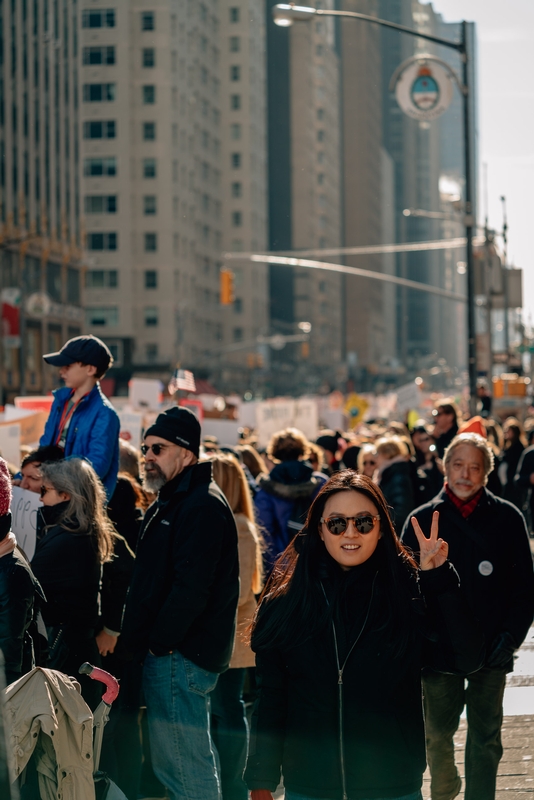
[402,487,534,667]
[0,516,44,684]
[120,462,239,673]
[378,459,415,533]
[245,544,484,799]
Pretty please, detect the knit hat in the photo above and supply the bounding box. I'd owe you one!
[0,458,12,517]
[145,406,201,456]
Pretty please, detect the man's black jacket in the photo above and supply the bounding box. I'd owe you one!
[401,487,534,667]
[120,461,239,673]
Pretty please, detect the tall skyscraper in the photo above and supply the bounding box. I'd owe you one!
[265,0,344,395]
[0,1,84,402]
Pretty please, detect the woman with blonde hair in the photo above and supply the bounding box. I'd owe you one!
[208,452,263,800]
[374,436,415,533]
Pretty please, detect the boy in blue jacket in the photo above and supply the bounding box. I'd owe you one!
[40,335,120,498]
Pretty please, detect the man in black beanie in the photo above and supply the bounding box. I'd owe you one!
[121,406,239,800]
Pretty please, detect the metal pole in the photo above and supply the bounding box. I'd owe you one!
[461,21,477,416]
[501,195,510,368]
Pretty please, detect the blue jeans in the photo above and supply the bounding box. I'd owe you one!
[143,651,221,800]
[285,793,422,800]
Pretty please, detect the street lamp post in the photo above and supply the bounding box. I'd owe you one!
[273,4,478,414]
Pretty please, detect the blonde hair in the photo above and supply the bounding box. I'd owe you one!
[40,458,115,563]
[357,443,376,472]
[209,453,263,594]
[375,436,404,460]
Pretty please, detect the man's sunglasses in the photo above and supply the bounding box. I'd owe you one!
[320,514,380,535]
[141,443,170,456]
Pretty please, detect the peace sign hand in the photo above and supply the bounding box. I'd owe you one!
[410,511,448,571]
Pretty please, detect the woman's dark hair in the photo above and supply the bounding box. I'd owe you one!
[250,471,418,654]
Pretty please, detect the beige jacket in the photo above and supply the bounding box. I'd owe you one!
[4,667,95,800]
[230,513,259,669]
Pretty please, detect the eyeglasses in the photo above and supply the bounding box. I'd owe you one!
[141,443,170,456]
[40,485,55,498]
[363,460,376,466]
[320,514,380,535]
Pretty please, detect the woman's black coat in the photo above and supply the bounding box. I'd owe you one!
[379,461,415,532]
[244,547,484,800]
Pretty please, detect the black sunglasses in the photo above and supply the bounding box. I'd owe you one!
[320,514,380,535]
[141,443,170,456]
[40,485,54,498]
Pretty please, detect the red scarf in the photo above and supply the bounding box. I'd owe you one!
[445,482,483,519]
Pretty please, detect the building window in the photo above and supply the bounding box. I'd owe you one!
[86,270,119,288]
[146,343,158,362]
[87,232,118,251]
[142,85,156,104]
[84,195,118,213]
[142,48,156,68]
[231,123,241,140]
[234,298,243,313]
[230,65,241,81]
[145,270,158,288]
[143,195,157,215]
[83,83,116,102]
[232,211,242,227]
[83,157,117,176]
[143,122,156,141]
[230,94,241,110]
[144,307,158,326]
[86,306,119,326]
[143,158,157,178]
[141,11,155,30]
[233,327,243,342]
[144,233,157,252]
[231,152,241,169]
[317,151,325,164]
[230,7,240,22]
[82,46,115,65]
[317,107,325,120]
[230,36,240,52]
[83,120,116,139]
[317,172,325,185]
[317,129,325,142]
[231,182,242,198]
[82,9,115,28]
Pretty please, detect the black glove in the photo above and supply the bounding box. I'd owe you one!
[486,631,516,669]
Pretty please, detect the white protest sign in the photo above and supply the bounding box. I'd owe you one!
[128,378,163,411]
[0,423,21,465]
[395,382,423,416]
[11,486,41,560]
[118,409,143,450]
[255,399,318,448]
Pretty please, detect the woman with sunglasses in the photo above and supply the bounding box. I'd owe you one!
[245,471,483,800]
[31,458,115,707]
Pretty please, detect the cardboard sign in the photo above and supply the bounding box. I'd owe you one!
[11,486,41,560]
[255,399,318,448]
[118,410,143,450]
[128,378,163,411]
[0,423,21,466]
[395,382,423,415]
[2,407,48,445]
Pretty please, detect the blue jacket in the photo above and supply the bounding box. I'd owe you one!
[40,384,120,498]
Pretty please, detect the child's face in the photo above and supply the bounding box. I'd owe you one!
[58,361,96,389]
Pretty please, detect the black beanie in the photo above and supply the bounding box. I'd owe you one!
[145,406,201,456]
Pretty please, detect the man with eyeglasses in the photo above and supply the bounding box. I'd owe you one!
[402,432,534,800]
[120,406,239,800]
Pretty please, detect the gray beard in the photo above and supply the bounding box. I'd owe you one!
[143,465,167,493]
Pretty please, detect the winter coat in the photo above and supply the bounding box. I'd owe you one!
[244,544,484,799]
[0,517,44,684]
[498,439,525,506]
[255,461,327,564]
[40,384,120,499]
[402,487,534,668]
[514,444,534,527]
[230,512,259,669]
[377,458,415,533]
[120,461,239,673]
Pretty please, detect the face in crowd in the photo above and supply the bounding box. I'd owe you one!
[20,462,43,494]
[142,436,197,492]
[445,443,486,501]
[319,489,382,571]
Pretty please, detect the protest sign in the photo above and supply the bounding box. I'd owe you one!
[128,378,163,411]
[255,399,318,448]
[118,409,144,450]
[395,382,423,416]
[0,423,21,466]
[2,406,47,445]
[11,486,41,560]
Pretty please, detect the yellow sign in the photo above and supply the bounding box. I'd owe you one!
[344,393,369,429]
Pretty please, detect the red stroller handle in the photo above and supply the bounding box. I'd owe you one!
[79,663,120,704]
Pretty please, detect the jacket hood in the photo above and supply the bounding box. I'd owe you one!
[258,461,319,500]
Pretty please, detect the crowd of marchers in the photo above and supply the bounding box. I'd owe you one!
[0,333,533,800]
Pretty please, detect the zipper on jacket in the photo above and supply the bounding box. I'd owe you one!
[321,573,377,800]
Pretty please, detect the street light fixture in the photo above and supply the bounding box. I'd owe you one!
[272,3,478,414]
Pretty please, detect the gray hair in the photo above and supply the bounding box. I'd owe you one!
[443,433,494,480]
[40,458,115,562]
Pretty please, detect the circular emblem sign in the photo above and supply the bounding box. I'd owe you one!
[478,560,494,577]
[395,61,453,121]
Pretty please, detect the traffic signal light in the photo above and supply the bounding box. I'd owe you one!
[220,269,234,305]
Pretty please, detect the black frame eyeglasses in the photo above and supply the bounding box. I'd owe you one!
[320,514,380,535]
[141,443,170,456]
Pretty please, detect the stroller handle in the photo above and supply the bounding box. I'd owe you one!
[79,662,120,705]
